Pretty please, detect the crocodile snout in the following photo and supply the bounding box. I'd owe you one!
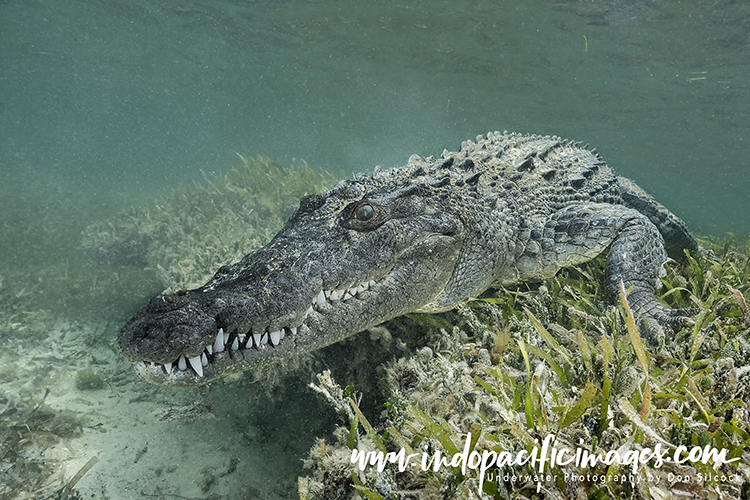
[118,291,217,365]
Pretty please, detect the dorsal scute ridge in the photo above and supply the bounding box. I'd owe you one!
[357,131,614,201]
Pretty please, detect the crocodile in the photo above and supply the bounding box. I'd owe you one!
[118,131,698,388]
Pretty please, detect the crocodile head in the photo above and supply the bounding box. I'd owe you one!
[118,174,465,388]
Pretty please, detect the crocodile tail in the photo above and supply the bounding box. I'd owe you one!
[616,176,698,264]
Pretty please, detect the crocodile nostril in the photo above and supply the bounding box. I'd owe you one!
[148,293,190,313]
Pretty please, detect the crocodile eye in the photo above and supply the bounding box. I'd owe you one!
[354,203,375,221]
[343,200,384,230]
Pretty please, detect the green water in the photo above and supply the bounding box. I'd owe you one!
[1,0,749,498]
[3,0,749,232]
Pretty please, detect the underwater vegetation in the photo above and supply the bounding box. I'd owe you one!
[82,155,337,293]
[299,238,750,499]
[0,389,94,500]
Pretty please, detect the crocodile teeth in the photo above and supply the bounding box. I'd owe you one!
[193,276,379,367]
[178,355,187,371]
[314,278,377,308]
[270,330,282,346]
[188,355,203,377]
[164,363,173,375]
[213,328,225,353]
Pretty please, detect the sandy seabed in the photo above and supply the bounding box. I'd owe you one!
[0,321,332,500]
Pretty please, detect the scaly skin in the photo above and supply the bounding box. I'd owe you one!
[118,131,697,388]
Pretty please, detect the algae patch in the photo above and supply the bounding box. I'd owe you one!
[74,369,105,391]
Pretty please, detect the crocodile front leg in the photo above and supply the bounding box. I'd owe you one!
[603,208,696,331]
[508,203,695,334]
